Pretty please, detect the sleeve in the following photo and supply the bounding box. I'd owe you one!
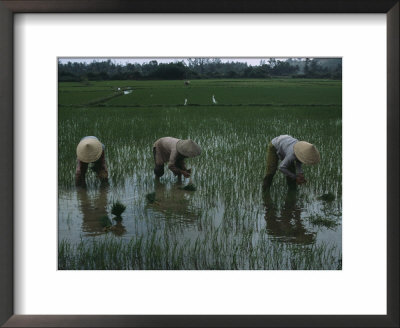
[92,150,107,171]
[175,157,187,171]
[75,159,88,185]
[76,158,87,174]
[167,148,181,175]
[278,153,297,180]
[296,160,303,175]
[75,158,82,174]
[98,151,108,179]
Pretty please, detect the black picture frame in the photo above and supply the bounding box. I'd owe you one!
[0,1,398,327]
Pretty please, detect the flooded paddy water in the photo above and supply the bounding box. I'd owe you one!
[58,79,342,270]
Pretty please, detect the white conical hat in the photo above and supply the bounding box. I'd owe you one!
[293,141,320,165]
[176,139,201,158]
[76,137,103,163]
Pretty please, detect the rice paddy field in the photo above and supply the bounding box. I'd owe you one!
[58,78,342,270]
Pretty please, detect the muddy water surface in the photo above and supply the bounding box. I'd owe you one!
[59,175,342,252]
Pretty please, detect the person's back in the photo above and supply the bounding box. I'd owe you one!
[271,135,298,160]
[153,137,180,164]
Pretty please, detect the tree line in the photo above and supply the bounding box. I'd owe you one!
[58,58,342,82]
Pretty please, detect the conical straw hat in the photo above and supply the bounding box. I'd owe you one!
[176,139,201,158]
[76,137,103,163]
[293,141,320,165]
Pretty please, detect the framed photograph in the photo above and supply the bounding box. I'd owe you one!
[1,1,398,327]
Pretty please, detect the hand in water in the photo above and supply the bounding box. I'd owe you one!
[296,174,307,185]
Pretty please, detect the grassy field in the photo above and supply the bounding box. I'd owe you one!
[58,78,342,270]
[59,79,341,107]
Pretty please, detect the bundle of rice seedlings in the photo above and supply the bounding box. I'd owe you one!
[111,201,126,217]
[182,183,196,191]
[317,192,335,202]
[146,192,156,203]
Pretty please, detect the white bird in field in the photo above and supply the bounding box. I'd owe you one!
[184,99,188,106]
[117,87,121,91]
[212,95,217,104]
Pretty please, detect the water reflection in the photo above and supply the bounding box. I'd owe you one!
[77,186,108,236]
[76,186,126,236]
[147,180,200,224]
[108,221,127,236]
[263,191,315,244]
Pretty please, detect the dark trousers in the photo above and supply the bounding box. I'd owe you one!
[263,142,296,191]
[153,147,165,177]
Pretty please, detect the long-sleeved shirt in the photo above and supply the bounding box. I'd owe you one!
[271,135,303,179]
[153,137,187,175]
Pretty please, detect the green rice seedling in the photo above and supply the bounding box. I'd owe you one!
[146,192,156,203]
[111,201,126,217]
[317,192,335,201]
[182,184,196,191]
[58,235,342,270]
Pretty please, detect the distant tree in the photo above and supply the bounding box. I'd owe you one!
[226,70,238,78]
[304,58,310,76]
[151,62,187,80]
[58,57,341,81]
[268,58,277,68]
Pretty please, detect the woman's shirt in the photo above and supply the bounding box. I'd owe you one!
[271,135,303,179]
